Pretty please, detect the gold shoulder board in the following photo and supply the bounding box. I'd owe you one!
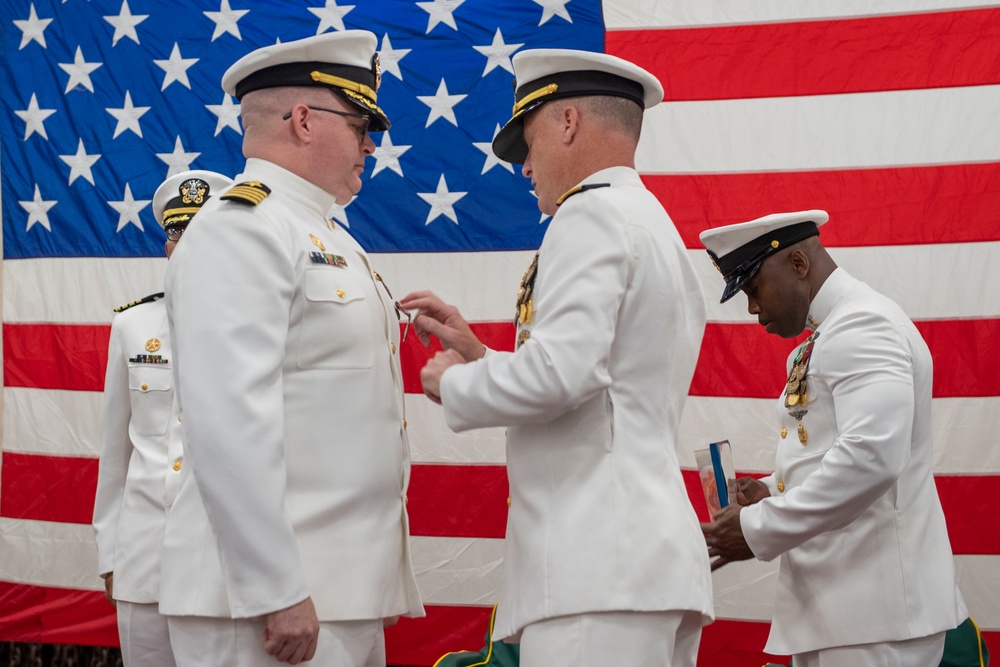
[114,292,164,313]
[220,180,271,206]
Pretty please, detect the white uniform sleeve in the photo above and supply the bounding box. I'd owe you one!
[92,319,132,578]
[440,195,630,431]
[166,203,309,618]
[741,310,915,562]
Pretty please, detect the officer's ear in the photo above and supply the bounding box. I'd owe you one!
[788,247,810,280]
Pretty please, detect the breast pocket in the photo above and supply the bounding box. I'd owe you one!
[128,366,173,436]
[297,268,375,370]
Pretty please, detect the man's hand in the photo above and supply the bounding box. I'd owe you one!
[102,572,115,607]
[262,597,319,665]
[398,291,485,362]
[701,504,755,571]
[421,349,466,404]
[734,477,770,506]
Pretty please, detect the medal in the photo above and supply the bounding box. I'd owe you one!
[515,253,539,326]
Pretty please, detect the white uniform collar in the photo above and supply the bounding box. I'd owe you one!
[806,267,856,330]
[240,158,339,219]
[577,165,640,188]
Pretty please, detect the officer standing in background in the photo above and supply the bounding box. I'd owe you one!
[160,30,423,666]
[92,169,232,666]
[699,210,967,666]
[401,48,713,667]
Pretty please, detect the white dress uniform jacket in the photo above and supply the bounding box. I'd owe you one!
[741,268,967,655]
[439,167,714,641]
[161,158,423,621]
[93,296,180,602]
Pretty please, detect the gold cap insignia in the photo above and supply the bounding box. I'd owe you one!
[180,178,210,205]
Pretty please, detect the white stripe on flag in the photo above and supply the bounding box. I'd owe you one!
[10,388,1000,475]
[603,0,1000,29]
[6,243,1000,325]
[637,85,1000,173]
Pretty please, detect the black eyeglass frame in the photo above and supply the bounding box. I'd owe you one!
[164,223,189,242]
[282,105,372,135]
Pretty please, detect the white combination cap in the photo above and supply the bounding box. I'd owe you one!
[221,30,389,131]
[492,48,663,163]
[152,170,233,229]
[699,210,829,303]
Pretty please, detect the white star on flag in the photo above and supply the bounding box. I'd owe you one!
[205,95,242,136]
[328,196,357,227]
[59,139,101,186]
[19,184,57,232]
[473,124,514,174]
[534,0,572,25]
[156,137,201,177]
[473,28,523,76]
[378,34,410,81]
[108,183,150,232]
[204,0,249,41]
[308,0,354,34]
[154,43,198,91]
[418,174,467,225]
[106,91,151,139]
[15,93,56,140]
[371,132,411,178]
[417,79,467,128]
[58,46,103,93]
[416,0,464,33]
[532,190,551,224]
[103,0,148,47]
[13,3,52,50]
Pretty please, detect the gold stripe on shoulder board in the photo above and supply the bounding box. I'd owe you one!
[220,180,271,206]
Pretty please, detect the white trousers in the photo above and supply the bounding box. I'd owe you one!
[167,615,385,667]
[793,632,946,667]
[117,600,176,667]
[519,610,703,667]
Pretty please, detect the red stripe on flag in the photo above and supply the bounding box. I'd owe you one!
[686,469,1000,556]
[408,464,509,538]
[0,453,99,525]
[0,582,117,647]
[691,320,1000,399]
[2,323,109,392]
[6,319,998,398]
[4,451,995,554]
[698,618,786,666]
[643,162,1000,249]
[386,604,494,666]
[915,319,1000,398]
[0,582,995,667]
[400,321,515,394]
[608,8,1000,101]
[936,476,1000,556]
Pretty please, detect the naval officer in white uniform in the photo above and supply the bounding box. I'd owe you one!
[700,211,967,666]
[401,49,714,667]
[92,169,232,666]
[160,31,423,666]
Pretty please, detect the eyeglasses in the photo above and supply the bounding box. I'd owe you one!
[282,105,371,139]
[165,223,188,241]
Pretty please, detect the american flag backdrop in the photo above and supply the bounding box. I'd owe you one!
[1,0,999,665]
